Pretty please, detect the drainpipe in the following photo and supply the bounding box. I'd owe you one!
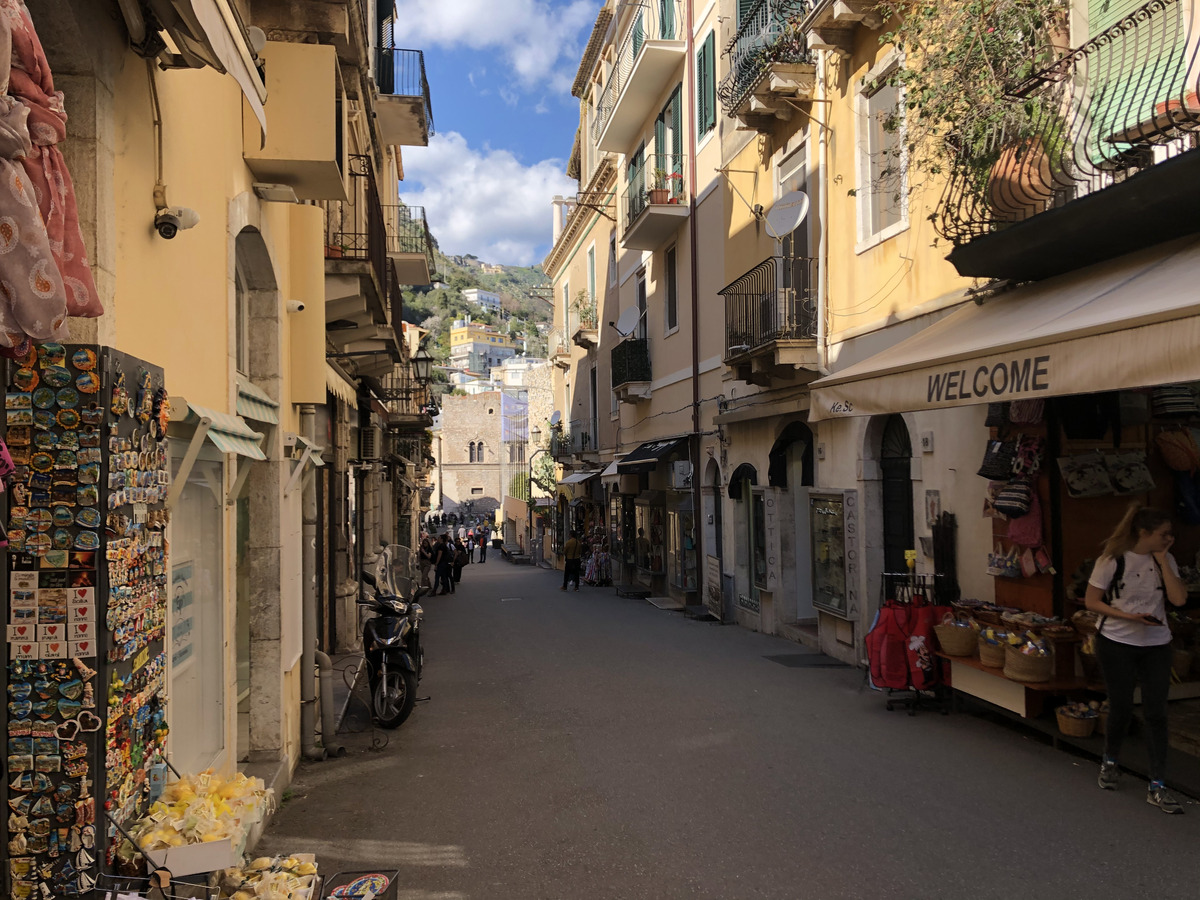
[300,405,327,761]
[815,49,831,376]
[686,0,706,600]
[315,649,345,757]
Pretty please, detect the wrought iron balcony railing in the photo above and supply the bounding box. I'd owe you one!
[548,328,572,359]
[592,0,684,146]
[611,338,651,388]
[622,152,686,231]
[718,0,814,115]
[383,205,436,280]
[323,154,387,294]
[935,0,1200,247]
[718,255,817,358]
[376,47,435,135]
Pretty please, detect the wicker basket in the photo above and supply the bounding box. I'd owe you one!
[1057,708,1097,738]
[975,610,1001,626]
[935,624,977,657]
[978,639,1007,668]
[1004,645,1053,683]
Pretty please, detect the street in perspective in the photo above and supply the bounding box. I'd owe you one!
[4,1,1200,900]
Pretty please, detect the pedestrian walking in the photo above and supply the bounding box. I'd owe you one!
[561,530,582,592]
[433,533,454,595]
[479,525,488,562]
[1084,504,1187,813]
[466,534,475,564]
[453,538,468,586]
[418,536,433,589]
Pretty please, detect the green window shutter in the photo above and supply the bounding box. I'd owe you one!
[737,0,756,27]
[633,11,645,57]
[670,84,683,164]
[696,39,709,138]
[659,0,675,40]
[702,32,716,134]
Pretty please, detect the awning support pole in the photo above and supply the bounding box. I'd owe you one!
[284,446,314,497]
[226,458,255,506]
[166,418,212,511]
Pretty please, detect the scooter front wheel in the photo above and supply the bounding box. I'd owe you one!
[373,668,416,728]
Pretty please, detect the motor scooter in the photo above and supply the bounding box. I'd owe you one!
[359,544,427,728]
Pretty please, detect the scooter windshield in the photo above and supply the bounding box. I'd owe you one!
[376,544,415,597]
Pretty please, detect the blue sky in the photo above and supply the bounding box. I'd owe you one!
[393,0,595,266]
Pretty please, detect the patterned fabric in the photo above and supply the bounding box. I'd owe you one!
[0,0,102,357]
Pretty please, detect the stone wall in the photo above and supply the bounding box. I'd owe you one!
[436,392,505,521]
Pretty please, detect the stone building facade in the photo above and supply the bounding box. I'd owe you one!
[432,392,506,523]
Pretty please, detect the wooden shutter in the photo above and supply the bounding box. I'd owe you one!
[670,84,683,167]
[701,32,716,135]
[737,0,756,27]
[659,0,675,40]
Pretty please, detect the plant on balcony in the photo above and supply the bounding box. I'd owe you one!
[649,168,683,203]
[571,290,598,329]
[873,0,1070,201]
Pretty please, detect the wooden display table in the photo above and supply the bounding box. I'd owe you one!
[937,652,1090,718]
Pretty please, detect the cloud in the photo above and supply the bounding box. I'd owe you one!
[402,132,577,266]
[393,0,595,94]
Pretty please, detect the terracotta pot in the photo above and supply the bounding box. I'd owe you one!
[987,137,1056,221]
[648,188,670,205]
[326,245,343,258]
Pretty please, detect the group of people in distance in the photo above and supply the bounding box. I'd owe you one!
[418,524,491,596]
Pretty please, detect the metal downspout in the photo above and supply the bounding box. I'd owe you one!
[300,404,325,760]
[687,0,705,599]
[815,49,831,376]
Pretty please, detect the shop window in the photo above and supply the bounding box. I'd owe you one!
[668,494,697,590]
[635,497,665,573]
[752,488,767,593]
[169,440,226,773]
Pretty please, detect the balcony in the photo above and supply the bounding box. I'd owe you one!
[550,426,573,462]
[548,328,573,369]
[592,0,686,152]
[379,365,433,433]
[718,0,817,131]
[718,255,819,385]
[621,153,689,250]
[242,41,347,200]
[375,48,435,147]
[801,0,882,57]
[384,205,435,286]
[934,0,1200,282]
[611,338,652,403]
[322,155,399,377]
[571,302,599,350]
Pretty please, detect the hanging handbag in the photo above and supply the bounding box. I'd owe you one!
[993,479,1034,518]
[1009,399,1045,425]
[1007,491,1043,546]
[1012,434,1044,476]
[1152,384,1200,418]
[984,402,1009,428]
[977,439,1017,479]
[1156,429,1200,473]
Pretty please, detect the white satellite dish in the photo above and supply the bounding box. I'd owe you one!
[549,410,562,427]
[612,306,642,338]
[764,190,810,241]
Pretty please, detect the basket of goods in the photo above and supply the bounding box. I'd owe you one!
[934,615,978,657]
[1057,701,1099,738]
[1040,623,1076,640]
[1004,635,1053,683]
[1079,633,1102,683]
[977,628,1010,668]
[1071,609,1100,636]
[973,605,1002,626]
[219,855,319,900]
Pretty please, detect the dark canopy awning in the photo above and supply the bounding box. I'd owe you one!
[617,438,688,474]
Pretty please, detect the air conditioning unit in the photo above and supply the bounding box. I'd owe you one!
[359,425,384,460]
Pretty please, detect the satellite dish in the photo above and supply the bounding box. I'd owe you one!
[764,191,810,241]
[549,410,562,427]
[613,306,641,338]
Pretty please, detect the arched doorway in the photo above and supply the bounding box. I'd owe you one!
[768,421,816,623]
[880,415,914,573]
[702,457,724,618]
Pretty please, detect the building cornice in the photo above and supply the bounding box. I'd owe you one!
[571,8,614,99]
[543,157,616,278]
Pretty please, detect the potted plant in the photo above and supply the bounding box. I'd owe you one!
[648,168,671,204]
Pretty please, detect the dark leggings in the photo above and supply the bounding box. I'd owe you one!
[1096,634,1172,782]
[563,558,581,589]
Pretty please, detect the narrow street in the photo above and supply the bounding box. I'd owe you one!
[261,563,1199,899]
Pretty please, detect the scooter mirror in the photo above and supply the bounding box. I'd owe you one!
[362,571,377,587]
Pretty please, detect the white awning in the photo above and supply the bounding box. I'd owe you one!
[326,364,359,409]
[600,459,622,482]
[809,237,1200,422]
[236,376,280,425]
[560,470,600,485]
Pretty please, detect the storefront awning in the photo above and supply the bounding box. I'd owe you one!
[326,364,359,409]
[236,377,280,425]
[560,470,600,485]
[617,438,688,474]
[809,237,1200,422]
[175,400,267,460]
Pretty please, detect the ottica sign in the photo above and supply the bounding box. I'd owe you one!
[927,355,1051,404]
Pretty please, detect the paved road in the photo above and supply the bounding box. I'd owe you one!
[260,562,1200,899]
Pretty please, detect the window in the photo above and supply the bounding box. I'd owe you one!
[468,441,476,462]
[696,30,716,139]
[471,487,483,494]
[856,53,907,248]
[476,441,486,461]
[655,85,683,199]
[608,232,617,282]
[665,246,678,333]
[635,270,648,340]
[587,245,596,304]
[562,281,570,332]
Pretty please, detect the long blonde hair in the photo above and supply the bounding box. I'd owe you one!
[1101,504,1171,559]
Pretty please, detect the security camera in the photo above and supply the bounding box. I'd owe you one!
[154,206,200,239]
[286,300,306,313]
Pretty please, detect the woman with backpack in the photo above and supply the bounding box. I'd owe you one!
[453,538,468,587]
[1084,505,1188,813]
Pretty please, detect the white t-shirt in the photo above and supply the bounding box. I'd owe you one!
[1088,551,1178,647]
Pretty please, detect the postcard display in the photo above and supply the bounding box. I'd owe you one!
[4,345,171,899]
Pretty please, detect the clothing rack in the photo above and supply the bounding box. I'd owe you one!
[877,572,951,716]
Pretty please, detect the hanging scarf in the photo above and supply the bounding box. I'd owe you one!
[1,0,102,348]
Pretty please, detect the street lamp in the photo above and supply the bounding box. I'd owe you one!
[412,343,434,386]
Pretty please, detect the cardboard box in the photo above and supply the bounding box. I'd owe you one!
[143,839,237,877]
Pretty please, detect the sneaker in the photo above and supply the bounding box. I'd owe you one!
[1098,761,1119,790]
[1147,787,1184,814]
[574,586,580,592]
[560,586,566,591]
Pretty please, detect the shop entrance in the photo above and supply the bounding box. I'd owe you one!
[880,415,914,573]
[769,421,815,623]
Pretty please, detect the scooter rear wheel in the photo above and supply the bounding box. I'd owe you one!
[373,669,416,728]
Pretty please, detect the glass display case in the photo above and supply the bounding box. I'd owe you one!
[810,489,859,618]
[667,493,696,591]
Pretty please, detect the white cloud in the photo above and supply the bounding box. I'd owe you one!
[393,0,595,94]
[402,132,576,266]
